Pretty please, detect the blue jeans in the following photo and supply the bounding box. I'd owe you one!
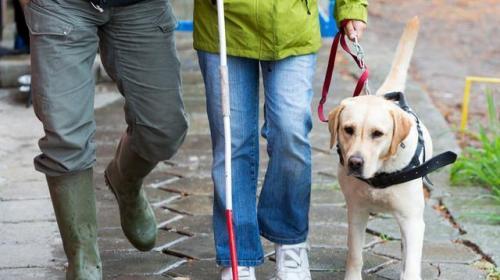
[198,51,316,267]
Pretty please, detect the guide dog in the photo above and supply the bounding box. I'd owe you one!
[329,17,434,280]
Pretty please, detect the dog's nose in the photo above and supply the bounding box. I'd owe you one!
[348,156,364,171]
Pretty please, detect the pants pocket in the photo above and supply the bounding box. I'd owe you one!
[25,1,73,36]
[154,5,177,33]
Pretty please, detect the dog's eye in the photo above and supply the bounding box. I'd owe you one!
[372,130,384,138]
[344,126,354,135]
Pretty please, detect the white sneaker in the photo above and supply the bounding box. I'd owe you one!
[221,266,256,280]
[272,242,311,280]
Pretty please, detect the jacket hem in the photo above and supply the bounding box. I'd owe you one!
[193,41,321,61]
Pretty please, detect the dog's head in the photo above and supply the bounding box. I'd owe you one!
[328,95,412,178]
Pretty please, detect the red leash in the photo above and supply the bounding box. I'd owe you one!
[318,23,370,122]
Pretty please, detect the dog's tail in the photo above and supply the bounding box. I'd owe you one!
[375,16,420,95]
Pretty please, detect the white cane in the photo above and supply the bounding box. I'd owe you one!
[216,0,239,279]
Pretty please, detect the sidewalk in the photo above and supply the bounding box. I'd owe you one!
[0,29,495,280]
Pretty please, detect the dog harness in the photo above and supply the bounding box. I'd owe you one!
[337,92,458,189]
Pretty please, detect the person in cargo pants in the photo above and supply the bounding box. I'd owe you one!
[25,0,188,278]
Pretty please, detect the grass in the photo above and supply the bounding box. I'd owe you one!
[488,267,500,280]
[474,261,499,280]
[450,92,500,222]
[379,233,391,242]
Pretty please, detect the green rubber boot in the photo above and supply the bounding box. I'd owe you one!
[46,169,102,280]
[104,135,157,251]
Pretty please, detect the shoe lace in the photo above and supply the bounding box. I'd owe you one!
[273,244,311,280]
[238,266,252,278]
[278,244,308,271]
[221,266,253,280]
[284,248,302,269]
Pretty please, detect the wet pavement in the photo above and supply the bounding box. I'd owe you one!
[1,10,498,280]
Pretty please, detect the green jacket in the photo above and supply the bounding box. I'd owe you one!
[193,0,368,61]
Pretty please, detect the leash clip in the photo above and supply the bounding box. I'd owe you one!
[353,36,372,95]
[364,78,372,95]
[353,37,366,69]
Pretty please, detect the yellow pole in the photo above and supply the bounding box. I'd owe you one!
[460,76,500,132]
[465,76,500,84]
[460,78,472,132]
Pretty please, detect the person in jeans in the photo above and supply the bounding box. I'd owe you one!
[194,0,368,279]
[25,0,188,278]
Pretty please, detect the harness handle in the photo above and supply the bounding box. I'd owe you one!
[318,21,370,123]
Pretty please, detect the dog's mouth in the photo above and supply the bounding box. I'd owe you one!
[347,169,364,178]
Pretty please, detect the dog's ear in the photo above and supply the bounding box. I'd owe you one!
[328,105,345,149]
[387,108,412,157]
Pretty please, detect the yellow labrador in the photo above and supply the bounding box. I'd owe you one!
[329,17,436,280]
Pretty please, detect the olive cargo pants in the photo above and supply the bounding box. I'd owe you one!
[25,0,188,175]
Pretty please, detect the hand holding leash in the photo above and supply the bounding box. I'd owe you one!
[343,20,367,41]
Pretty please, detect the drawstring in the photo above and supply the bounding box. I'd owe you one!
[90,0,104,12]
[212,0,310,15]
[304,0,311,15]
